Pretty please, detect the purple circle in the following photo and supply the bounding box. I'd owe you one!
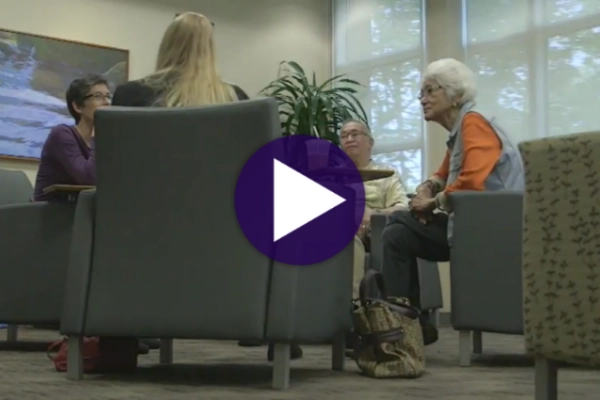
[235,136,366,265]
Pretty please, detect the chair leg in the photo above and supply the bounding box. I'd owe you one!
[66,336,84,380]
[331,331,345,371]
[159,338,173,364]
[429,310,440,328]
[6,325,18,342]
[472,330,482,354]
[535,357,558,400]
[271,343,291,390]
[458,330,471,367]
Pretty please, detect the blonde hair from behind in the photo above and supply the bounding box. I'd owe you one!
[147,12,236,107]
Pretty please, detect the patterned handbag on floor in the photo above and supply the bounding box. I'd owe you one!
[351,270,425,378]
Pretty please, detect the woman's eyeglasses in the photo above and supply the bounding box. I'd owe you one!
[85,93,112,102]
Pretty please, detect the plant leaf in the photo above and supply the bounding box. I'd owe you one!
[261,61,368,138]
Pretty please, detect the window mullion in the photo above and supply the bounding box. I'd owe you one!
[530,0,548,139]
[333,0,426,188]
[331,0,345,76]
[540,12,600,36]
[335,47,422,74]
[373,140,423,154]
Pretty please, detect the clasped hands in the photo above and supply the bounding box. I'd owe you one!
[410,186,437,224]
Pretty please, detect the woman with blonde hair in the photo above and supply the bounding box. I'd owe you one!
[112,12,248,107]
[110,12,301,360]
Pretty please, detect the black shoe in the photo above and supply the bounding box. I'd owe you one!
[141,338,161,349]
[267,342,303,361]
[238,340,265,347]
[138,341,150,355]
[421,322,439,346]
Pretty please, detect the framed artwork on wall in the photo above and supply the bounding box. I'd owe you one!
[0,29,129,161]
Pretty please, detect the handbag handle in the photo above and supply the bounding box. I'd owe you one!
[359,269,387,307]
[358,270,420,320]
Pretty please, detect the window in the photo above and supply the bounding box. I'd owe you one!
[464,0,600,143]
[333,0,600,186]
[333,0,425,191]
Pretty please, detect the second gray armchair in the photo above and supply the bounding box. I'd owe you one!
[0,169,76,347]
[449,191,524,366]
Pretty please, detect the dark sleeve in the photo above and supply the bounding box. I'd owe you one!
[112,81,156,107]
[232,84,250,100]
[46,126,95,185]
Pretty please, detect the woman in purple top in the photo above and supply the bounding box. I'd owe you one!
[33,75,111,201]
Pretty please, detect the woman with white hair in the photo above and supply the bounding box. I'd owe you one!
[379,58,524,344]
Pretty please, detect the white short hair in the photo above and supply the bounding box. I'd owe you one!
[423,58,477,105]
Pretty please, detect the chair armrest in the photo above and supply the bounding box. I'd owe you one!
[0,201,76,322]
[267,243,353,343]
[418,259,443,311]
[60,190,96,334]
[449,191,524,333]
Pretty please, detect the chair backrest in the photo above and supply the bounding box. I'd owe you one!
[520,131,600,365]
[84,98,281,336]
[0,168,33,205]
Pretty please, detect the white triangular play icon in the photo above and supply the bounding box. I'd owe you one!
[273,159,346,242]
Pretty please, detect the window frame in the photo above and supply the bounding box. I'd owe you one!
[462,0,600,139]
[331,0,427,180]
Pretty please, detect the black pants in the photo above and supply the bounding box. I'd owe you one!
[381,210,450,309]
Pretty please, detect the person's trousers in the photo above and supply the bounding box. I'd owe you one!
[353,235,366,299]
[381,210,450,309]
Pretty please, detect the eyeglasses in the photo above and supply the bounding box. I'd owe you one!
[85,92,112,102]
[340,131,367,141]
[418,85,443,100]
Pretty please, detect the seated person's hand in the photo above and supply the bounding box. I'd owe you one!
[357,207,373,239]
[415,184,433,199]
[410,195,436,213]
[409,194,437,224]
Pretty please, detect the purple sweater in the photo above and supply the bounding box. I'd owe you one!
[33,124,95,201]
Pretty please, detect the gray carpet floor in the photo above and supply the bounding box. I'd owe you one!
[0,326,598,399]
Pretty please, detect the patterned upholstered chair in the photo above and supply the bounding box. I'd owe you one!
[520,132,600,400]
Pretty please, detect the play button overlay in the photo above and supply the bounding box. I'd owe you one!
[273,159,346,242]
[235,135,365,265]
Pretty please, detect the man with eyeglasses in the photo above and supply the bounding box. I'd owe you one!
[339,120,410,299]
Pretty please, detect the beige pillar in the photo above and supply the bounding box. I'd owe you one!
[424,0,464,312]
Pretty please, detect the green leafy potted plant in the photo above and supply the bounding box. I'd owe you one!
[260,61,369,145]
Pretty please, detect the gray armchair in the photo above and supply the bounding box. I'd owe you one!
[369,213,444,320]
[449,191,524,366]
[60,98,352,390]
[0,169,76,345]
[0,168,33,203]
